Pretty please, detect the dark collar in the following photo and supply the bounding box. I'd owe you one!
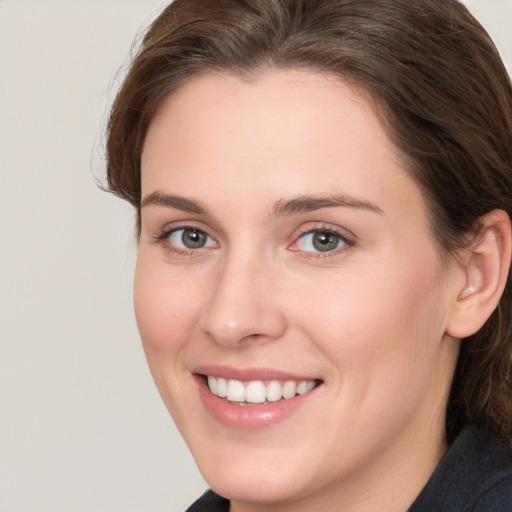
[408,426,512,511]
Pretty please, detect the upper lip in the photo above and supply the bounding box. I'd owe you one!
[192,365,321,382]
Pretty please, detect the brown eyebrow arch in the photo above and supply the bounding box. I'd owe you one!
[141,191,208,215]
[272,194,383,217]
[140,191,382,217]
[272,194,384,217]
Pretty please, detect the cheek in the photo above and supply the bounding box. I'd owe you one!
[133,256,203,376]
[292,256,448,394]
[295,273,449,459]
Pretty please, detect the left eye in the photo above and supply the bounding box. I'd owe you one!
[168,228,216,249]
[295,230,347,253]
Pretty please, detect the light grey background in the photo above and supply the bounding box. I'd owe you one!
[0,1,510,511]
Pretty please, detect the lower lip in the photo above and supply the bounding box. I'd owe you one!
[196,376,320,430]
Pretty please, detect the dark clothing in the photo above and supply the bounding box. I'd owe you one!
[186,489,229,512]
[186,426,512,511]
[409,427,512,511]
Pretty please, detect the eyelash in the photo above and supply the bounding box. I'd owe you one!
[152,224,355,259]
[290,225,355,259]
[152,225,216,257]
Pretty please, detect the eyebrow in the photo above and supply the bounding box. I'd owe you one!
[140,191,383,217]
[141,191,208,215]
[272,194,383,217]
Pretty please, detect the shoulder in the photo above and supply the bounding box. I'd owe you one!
[409,426,512,512]
[467,474,512,512]
[185,489,230,512]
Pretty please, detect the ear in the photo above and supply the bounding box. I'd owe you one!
[446,210,512,339]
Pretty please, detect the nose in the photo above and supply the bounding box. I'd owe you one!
[199,251,287,347]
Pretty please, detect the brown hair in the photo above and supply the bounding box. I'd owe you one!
[105,0,512,443]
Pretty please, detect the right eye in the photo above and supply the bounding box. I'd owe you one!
[294,230,348,253]
[167,228,217,250]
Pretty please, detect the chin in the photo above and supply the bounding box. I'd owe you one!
[184,427,331,506]
[200,461,313,505]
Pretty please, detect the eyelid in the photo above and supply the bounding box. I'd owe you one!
[169,228,217,249]
[152,221,219,255]
[288,223,355,256]
[151,218,212,238]
[150,220,355,259]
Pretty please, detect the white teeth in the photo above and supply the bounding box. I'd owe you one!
[266,381,282,402]
[282,381,297,399]
[217,377,228,398]
[206,376,317,404]
[296,381,308,395]
[227,379,245,402]
[245,381,266,403]
[207,376,218,395]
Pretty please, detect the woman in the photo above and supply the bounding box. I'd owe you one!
[105,0,512,510]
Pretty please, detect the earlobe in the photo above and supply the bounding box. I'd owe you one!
[446,210,512,339]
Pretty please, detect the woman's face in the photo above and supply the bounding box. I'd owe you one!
[136,70,462,509]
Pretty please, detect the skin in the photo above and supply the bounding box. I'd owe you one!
[136,70,466,512]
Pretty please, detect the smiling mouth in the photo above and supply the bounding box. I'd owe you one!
[203,375,322,405]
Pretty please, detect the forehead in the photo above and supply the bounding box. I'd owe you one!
[144,69,393,160]
[141,69,423,224]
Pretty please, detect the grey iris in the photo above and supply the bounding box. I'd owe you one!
[313,231,339,252]
[182,229,207,248]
